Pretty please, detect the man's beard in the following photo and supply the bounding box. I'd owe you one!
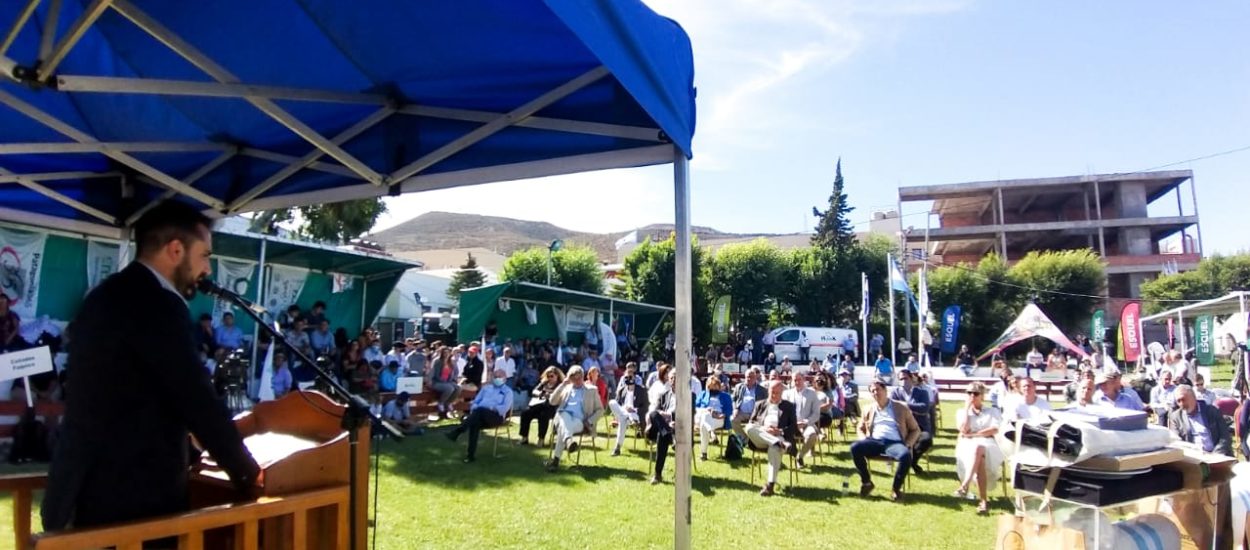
[174,256,199,299]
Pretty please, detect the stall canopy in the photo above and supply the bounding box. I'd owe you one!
[977,302,1090,361]
[0,0,696,238]
[457,281,671,346]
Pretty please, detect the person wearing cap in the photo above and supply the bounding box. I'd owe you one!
[544,366,603,471]
[382,391,423,435]
[838,369,860,421]
[460,345,485,390]
[1167,384,1232,456]
[445,368,513,463]
[731,367,767,443]
[851,380,921,502]
[953,381,1002,515]
[1094,369,1145,411]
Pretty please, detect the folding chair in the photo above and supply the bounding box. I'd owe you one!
[491,411,514,458]
[747,439,798,489]
[572,427,600,466]
[867,455,910,491]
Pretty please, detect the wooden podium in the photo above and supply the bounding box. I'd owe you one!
[192,391,371,550]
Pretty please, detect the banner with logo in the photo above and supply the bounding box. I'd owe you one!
[1091,309,1105,343]
[1120,302,1142,363]
[566,308,595,334]
[712,295,731,344]
[212,258,257,325]
[331,272,355,293]
[1195,314,1214,366]
[940,305,962,354]
[265,265,308,312]
[0,226,47,320]
[85,240,121,292]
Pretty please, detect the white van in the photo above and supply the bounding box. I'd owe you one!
[769,326,858,363]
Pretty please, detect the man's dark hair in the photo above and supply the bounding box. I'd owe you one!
[199,313,212,322]
[313,301,326,310]
[222,312,233,319]
[133,200,213,258]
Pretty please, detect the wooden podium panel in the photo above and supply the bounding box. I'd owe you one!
[192,391,369,550]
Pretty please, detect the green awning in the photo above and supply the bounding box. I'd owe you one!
[458,281,671,345]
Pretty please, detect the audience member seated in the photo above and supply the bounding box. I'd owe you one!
[460,345,485,390]
[610,371,649,456]
[363,335,385,365]
[304,301,327,329]
[731,368,767,444]
[838,370,860,420]
[889,370,934,475]
[520,367,563,445]
[1167,384,1232,456]
[1076,375,1097,406]
[1094,370,1145,411]
[445,368,513,463]
[214,312,244,351]
[383,391,423,435]
[851,381,922,501]
[953,382,1002,515]
[310,319,335,358]
[496,346,518,385]
[1065,367,1096,404]
[813,374,845,431]
[406,340,427,376]
[587,366,609,407]
[196,313,215,356]
[873,353,893,385]
[544,366,604,472]
[1193,373,1216,404]
[646,368,678,484]
[988,362,1013,410]
[783,371,822,468]
[1149,369,1177,423]
[956,345,976,377]
[379,361,400,392]
[694,377,732,461]
[385,342,407,372]
[745,380,798,496]
[278,304,302,331]
[1005,377,1052,423]
[429,346,461,419]
[271,352,294,399]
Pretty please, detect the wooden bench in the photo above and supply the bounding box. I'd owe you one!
[932,376,1067,401]
[0,400,66,440]
[376,387,478,417]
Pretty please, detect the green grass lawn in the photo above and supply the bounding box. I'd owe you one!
[1,403,1022,550]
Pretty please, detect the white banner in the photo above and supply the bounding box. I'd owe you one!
[0,226,47,320]
[86,240,121,292]
[396,376,424,394]
[212,258,257,325]
[331,272,355,294]
[265,265,308,312]
[567,308,595,334]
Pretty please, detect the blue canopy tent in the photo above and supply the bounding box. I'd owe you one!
[0,1,699,547]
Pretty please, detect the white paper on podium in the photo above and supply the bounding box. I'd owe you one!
[397,376,424,394]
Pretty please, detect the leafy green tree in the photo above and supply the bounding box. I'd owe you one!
[811,158,855,251]
[447,253,488,300]
[618,234,712,345]
[500,244,604,294]
[251,198,387,244]
[1008,249,1104,332]
[1141,253,1250,313]
[708,239,787,329]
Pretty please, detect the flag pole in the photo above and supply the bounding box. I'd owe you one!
[888,253,897,366]
[861,272,869,367]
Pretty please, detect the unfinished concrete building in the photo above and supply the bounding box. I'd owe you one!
[897,170,1201,303]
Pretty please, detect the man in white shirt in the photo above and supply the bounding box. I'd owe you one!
[495,346,517,382]
[762,330,776,359]
[1005,377,1052,423]
[1025,347,1045,378]
[783,372,822,468]
[382,392,423,435]
[1149,369,1177,424]
[798,331,811,363]
[384,342,408,373]
[1194,373,1217,404]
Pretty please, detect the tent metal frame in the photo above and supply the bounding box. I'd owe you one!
[1,2,698,547]
[0,0,671,231]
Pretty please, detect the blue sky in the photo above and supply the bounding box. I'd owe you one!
[376,1,1248,254]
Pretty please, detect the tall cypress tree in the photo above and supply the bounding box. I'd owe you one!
[811,158,855,250]
[447,253,488,299]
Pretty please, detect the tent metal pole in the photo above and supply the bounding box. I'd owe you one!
[251,238,267,379]
[125,150,235,227]
[0,166,115,223]
[888,253,897,366]
[671,150,692,550]
[37,0,60,62]
[0,0,41,57]
[35,0,113,81]
[362,280,369,332]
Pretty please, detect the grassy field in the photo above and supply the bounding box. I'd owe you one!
[1,402,1010,550]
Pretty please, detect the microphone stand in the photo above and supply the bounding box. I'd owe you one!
[206,283,402,550]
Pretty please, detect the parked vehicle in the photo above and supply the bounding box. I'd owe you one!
[769,326,858,363]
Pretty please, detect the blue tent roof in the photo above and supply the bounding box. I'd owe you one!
[0,0,695,237]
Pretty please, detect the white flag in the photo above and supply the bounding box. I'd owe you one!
[265,265,308,311]
[614,230,638,250]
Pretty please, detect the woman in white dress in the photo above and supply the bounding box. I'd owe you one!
[954,381,1003,515]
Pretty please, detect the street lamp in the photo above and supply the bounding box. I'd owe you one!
[546,239,564,286]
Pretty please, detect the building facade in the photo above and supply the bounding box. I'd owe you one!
[897,170,1201,304]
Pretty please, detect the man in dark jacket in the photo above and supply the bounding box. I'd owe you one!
[1167,384,1233,456]
[745,380,798,496]
[42,201,260,531]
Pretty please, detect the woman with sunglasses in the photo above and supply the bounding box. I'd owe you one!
[953,381,1003,515]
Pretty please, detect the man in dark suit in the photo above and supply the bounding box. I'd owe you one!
[43,201,260,531]
[744,380,798,496]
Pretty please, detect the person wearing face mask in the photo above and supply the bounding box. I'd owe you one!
[363,338,385,365]
[520,367,564,445]
[694,377,734,461]
[609,371,648,456]
[445,368,513,463]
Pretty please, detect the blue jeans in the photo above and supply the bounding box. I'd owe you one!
[959,364,975,377]
[851,438,912,491]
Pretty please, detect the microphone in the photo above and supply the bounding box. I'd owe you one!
[197,278,269,315]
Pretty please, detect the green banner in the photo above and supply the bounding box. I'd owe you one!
[1195,314,1215,366]
[1091,309,1105,343]
[1116,323,1125,362]
[712,295,732,344]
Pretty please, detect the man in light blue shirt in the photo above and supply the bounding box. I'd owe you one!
[445,368,513,462]
[309,319,335,358]
[1093,371,1145,411]
[874,353,893,385]
[214,312,244,350]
